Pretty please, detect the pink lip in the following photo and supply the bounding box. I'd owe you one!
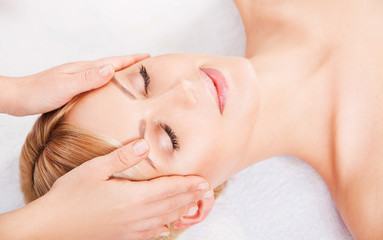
[200,68,228,114]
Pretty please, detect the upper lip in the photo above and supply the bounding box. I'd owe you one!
[199,68,228,114]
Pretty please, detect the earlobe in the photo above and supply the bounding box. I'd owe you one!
[173,194,215,229]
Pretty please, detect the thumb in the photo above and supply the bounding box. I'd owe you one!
[75,64,115,93]
[87,139,149,180]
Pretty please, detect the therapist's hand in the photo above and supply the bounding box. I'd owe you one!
[9,139,211,240]
[1,54,149,116]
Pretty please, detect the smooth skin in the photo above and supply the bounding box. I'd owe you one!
[235,0,383,238]
[0,55,213,240]
[66,0,383,238]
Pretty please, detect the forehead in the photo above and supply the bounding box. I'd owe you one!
[64,55,189,144]
[66,81,139,144]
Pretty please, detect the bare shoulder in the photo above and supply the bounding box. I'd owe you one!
[328,5,383,237]
[335,89,383,239]
[332,27,383,238]
[334,152,383,239]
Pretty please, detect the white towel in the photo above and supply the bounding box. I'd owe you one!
[178,157,352,240]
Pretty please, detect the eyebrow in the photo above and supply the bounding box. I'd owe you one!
[113,76,157,170]
[139,120,157,170]
[112,77,136,100]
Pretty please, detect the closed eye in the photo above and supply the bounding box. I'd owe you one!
[160,123,180,151]
[137,65,179,151]
[140,65,150,95]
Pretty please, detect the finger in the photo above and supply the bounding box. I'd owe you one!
[134,202,199,231]
[67,63,115,95]
[137,175,210,203]
[139,188,212,219]
[68,54,151,94]
[61,54,150,72]
[134,226,169,240]
[84,139,149,180]
[152,203,198,229]
[95,54,150,71]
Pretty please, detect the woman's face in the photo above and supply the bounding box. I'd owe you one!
[67,54,259,188]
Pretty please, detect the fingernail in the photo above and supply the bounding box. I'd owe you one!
[202,190,214,199]
[159,231,169,237]
[132,140,148,156]
[99,64,113,77]
[186,206,198,216]
[198,182,210,190]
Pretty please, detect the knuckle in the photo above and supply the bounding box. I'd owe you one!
[114,148,130,167]
[80,70,93,85]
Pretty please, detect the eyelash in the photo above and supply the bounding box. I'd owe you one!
[160,123,180,151]
[139,65,150,95]
[140,65,179,151]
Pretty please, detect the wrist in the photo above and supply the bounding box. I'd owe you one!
[0,205,41,240]
[0,76,23,116]
[0,192,78,240]
[0,76,11,114]
[0,195,60,240]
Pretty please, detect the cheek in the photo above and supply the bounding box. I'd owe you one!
[173,132,246,187]
[204,139,246,186]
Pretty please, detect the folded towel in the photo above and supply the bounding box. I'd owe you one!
[178,156,353,240]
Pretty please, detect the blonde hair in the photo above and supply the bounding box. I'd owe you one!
[19,97,118,203]
[19,96,224,240]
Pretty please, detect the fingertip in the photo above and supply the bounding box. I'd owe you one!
[107,139,150,176]
[91,140,149,179]
[183,175,210,191]
[132,139,149,157]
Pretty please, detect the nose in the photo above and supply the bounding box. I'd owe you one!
[155,80,197,110]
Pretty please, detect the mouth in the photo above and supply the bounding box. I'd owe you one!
[200,68,228,114]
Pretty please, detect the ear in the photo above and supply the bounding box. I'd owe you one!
[173,194,215,229]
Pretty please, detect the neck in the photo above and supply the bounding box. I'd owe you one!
[230,0,340,186]
[232,43,337,187]
[235,0,342,58]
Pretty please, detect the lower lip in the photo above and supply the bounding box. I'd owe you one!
[200,68,229,114]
